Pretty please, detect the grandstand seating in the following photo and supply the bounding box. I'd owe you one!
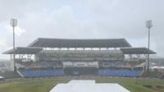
[38,50,123,61]
[98,69,142,77]
[16,61,62,69]
[19,69,64,77]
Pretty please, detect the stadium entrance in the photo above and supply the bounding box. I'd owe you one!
[63,61,99,75]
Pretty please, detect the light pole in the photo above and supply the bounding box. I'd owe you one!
[10,18,17,72]
[146,20,153,72]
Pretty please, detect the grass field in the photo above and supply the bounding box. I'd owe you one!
[0,77,164,92]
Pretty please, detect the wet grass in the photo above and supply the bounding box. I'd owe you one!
[0,77,164,92]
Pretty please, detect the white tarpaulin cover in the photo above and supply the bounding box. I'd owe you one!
[50,80,130,92]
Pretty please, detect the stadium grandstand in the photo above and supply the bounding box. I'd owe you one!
[3,38,156,78]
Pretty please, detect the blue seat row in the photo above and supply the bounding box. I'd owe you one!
[20,69,64,77]
[19,68,142,77]
[98,69,142,77]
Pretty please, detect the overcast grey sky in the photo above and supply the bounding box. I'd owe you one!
[0,0,164,59]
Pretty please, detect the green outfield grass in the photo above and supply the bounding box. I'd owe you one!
[0,77,164,92]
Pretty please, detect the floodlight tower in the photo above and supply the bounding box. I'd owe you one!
[146,20,153,72]
[10,18,17,72]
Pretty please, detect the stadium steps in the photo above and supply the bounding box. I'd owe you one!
[0,71,20,78]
